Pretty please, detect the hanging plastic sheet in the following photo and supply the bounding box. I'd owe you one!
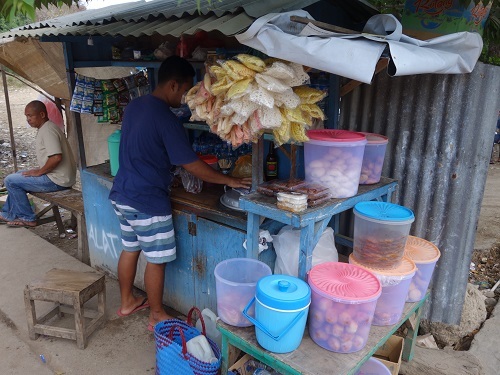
[236,11,483,84]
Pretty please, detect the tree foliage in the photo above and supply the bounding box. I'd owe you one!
[1,1,78,21]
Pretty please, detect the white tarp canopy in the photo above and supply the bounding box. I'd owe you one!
[236,11,483,84]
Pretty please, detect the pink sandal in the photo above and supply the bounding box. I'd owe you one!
[7,220,37,228]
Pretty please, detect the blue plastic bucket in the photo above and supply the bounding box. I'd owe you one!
[243,275,311,353]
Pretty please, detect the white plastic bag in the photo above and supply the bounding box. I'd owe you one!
[273,225,338,277]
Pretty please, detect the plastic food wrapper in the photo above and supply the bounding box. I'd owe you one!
[256,179,306,196]
[273,225,338,277]
[243,229,273,253]
[257,180,331,207]
[231,154,252,178]
[179,167,203,194]
[290,182,331,199]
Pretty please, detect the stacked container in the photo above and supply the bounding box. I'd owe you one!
[308,262,381,353]
[404,236,441,302]
[353,202,415,270]
[350,255,416,326]
[359,133,388,185]
[304,130,367,198]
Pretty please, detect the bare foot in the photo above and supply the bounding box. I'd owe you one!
[149,310,173,326]
[118,296,149,317]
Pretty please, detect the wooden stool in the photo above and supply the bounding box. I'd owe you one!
[24,268,106,349]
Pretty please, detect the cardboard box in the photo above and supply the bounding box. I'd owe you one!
[373,335,404,375]
[228,353,253,375]
[401,0,493,40]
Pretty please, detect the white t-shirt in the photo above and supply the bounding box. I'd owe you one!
[36,121,76,187]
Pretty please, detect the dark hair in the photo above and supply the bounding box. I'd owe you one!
[157,56,195,85]
[26,100,48,116]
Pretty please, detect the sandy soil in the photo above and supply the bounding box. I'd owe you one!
[1,83,499,287]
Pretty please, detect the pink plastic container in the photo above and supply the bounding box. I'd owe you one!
[404,236,441,302]
[304,130,367,198]
[355,357,391,375]
[308,262,381,353]
[359,133,388,185]
[350,255,416,326]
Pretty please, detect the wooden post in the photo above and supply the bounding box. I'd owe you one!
[1,65,18,172]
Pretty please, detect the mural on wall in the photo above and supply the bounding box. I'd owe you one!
[88,223,121,260]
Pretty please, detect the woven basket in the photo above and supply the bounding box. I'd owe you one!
[155,307,221,375]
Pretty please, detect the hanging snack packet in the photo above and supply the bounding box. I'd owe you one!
[97,108,109,123]
[101,80,115,93]
[134,71,148,87]
[70,74,85,112]
[118,92,130,107]
[128,87,140,101]
[112,78,127,93]
[108,106,120,123]
[123,75,136,90]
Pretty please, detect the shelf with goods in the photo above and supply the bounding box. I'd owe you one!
[240,177,397,280]
[218,292,428,375]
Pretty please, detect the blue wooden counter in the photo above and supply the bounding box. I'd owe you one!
[80,163,273,315]
[240,177,398,279]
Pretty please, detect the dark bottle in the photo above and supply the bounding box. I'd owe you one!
[265,142,278,181]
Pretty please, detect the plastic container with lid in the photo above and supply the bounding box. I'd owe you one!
[243,275,311,353]
[355,357,391,375]
[353,202,415,270]
[304,130,367,198]
[214,258,272,327]
[359,133,388,185]
[404,236,441,302]
[308,262,381,353]
[276,192,308,213]
[350,255,416,326]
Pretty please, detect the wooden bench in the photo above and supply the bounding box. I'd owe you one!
[31,188,89,265]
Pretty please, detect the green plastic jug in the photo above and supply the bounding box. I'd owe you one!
[107,129,121,176]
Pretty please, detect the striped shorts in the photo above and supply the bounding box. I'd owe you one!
[111,201,176,264]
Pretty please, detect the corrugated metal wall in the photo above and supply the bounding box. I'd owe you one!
[340,62,500,324]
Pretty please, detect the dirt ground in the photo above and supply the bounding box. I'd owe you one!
[1,83,500,326]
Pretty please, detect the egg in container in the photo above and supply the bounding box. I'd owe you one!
[404,236,441,302]
[308,262,381,353]
[358,132,388,185]
[350,255,416,326]
[304,130,367,198]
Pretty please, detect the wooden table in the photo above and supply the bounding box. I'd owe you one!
[217,294,428,375]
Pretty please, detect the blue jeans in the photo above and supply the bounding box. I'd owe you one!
[1,171,68,222]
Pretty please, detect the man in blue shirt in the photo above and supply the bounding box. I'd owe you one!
[109,56,251,329]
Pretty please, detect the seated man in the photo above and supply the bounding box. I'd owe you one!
[0,100,76,227]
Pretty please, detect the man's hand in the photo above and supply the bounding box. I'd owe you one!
[22,169,42,177]
[226,177,252,189]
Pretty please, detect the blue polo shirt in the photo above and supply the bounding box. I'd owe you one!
[109,94,198,215]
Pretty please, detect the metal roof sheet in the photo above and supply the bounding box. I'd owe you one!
[0,0,319,39]
[340,62,500,324]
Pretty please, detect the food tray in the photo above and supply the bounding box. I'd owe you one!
[256,179,303,197]
[307,194,332,207]
[290,182,331,200]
